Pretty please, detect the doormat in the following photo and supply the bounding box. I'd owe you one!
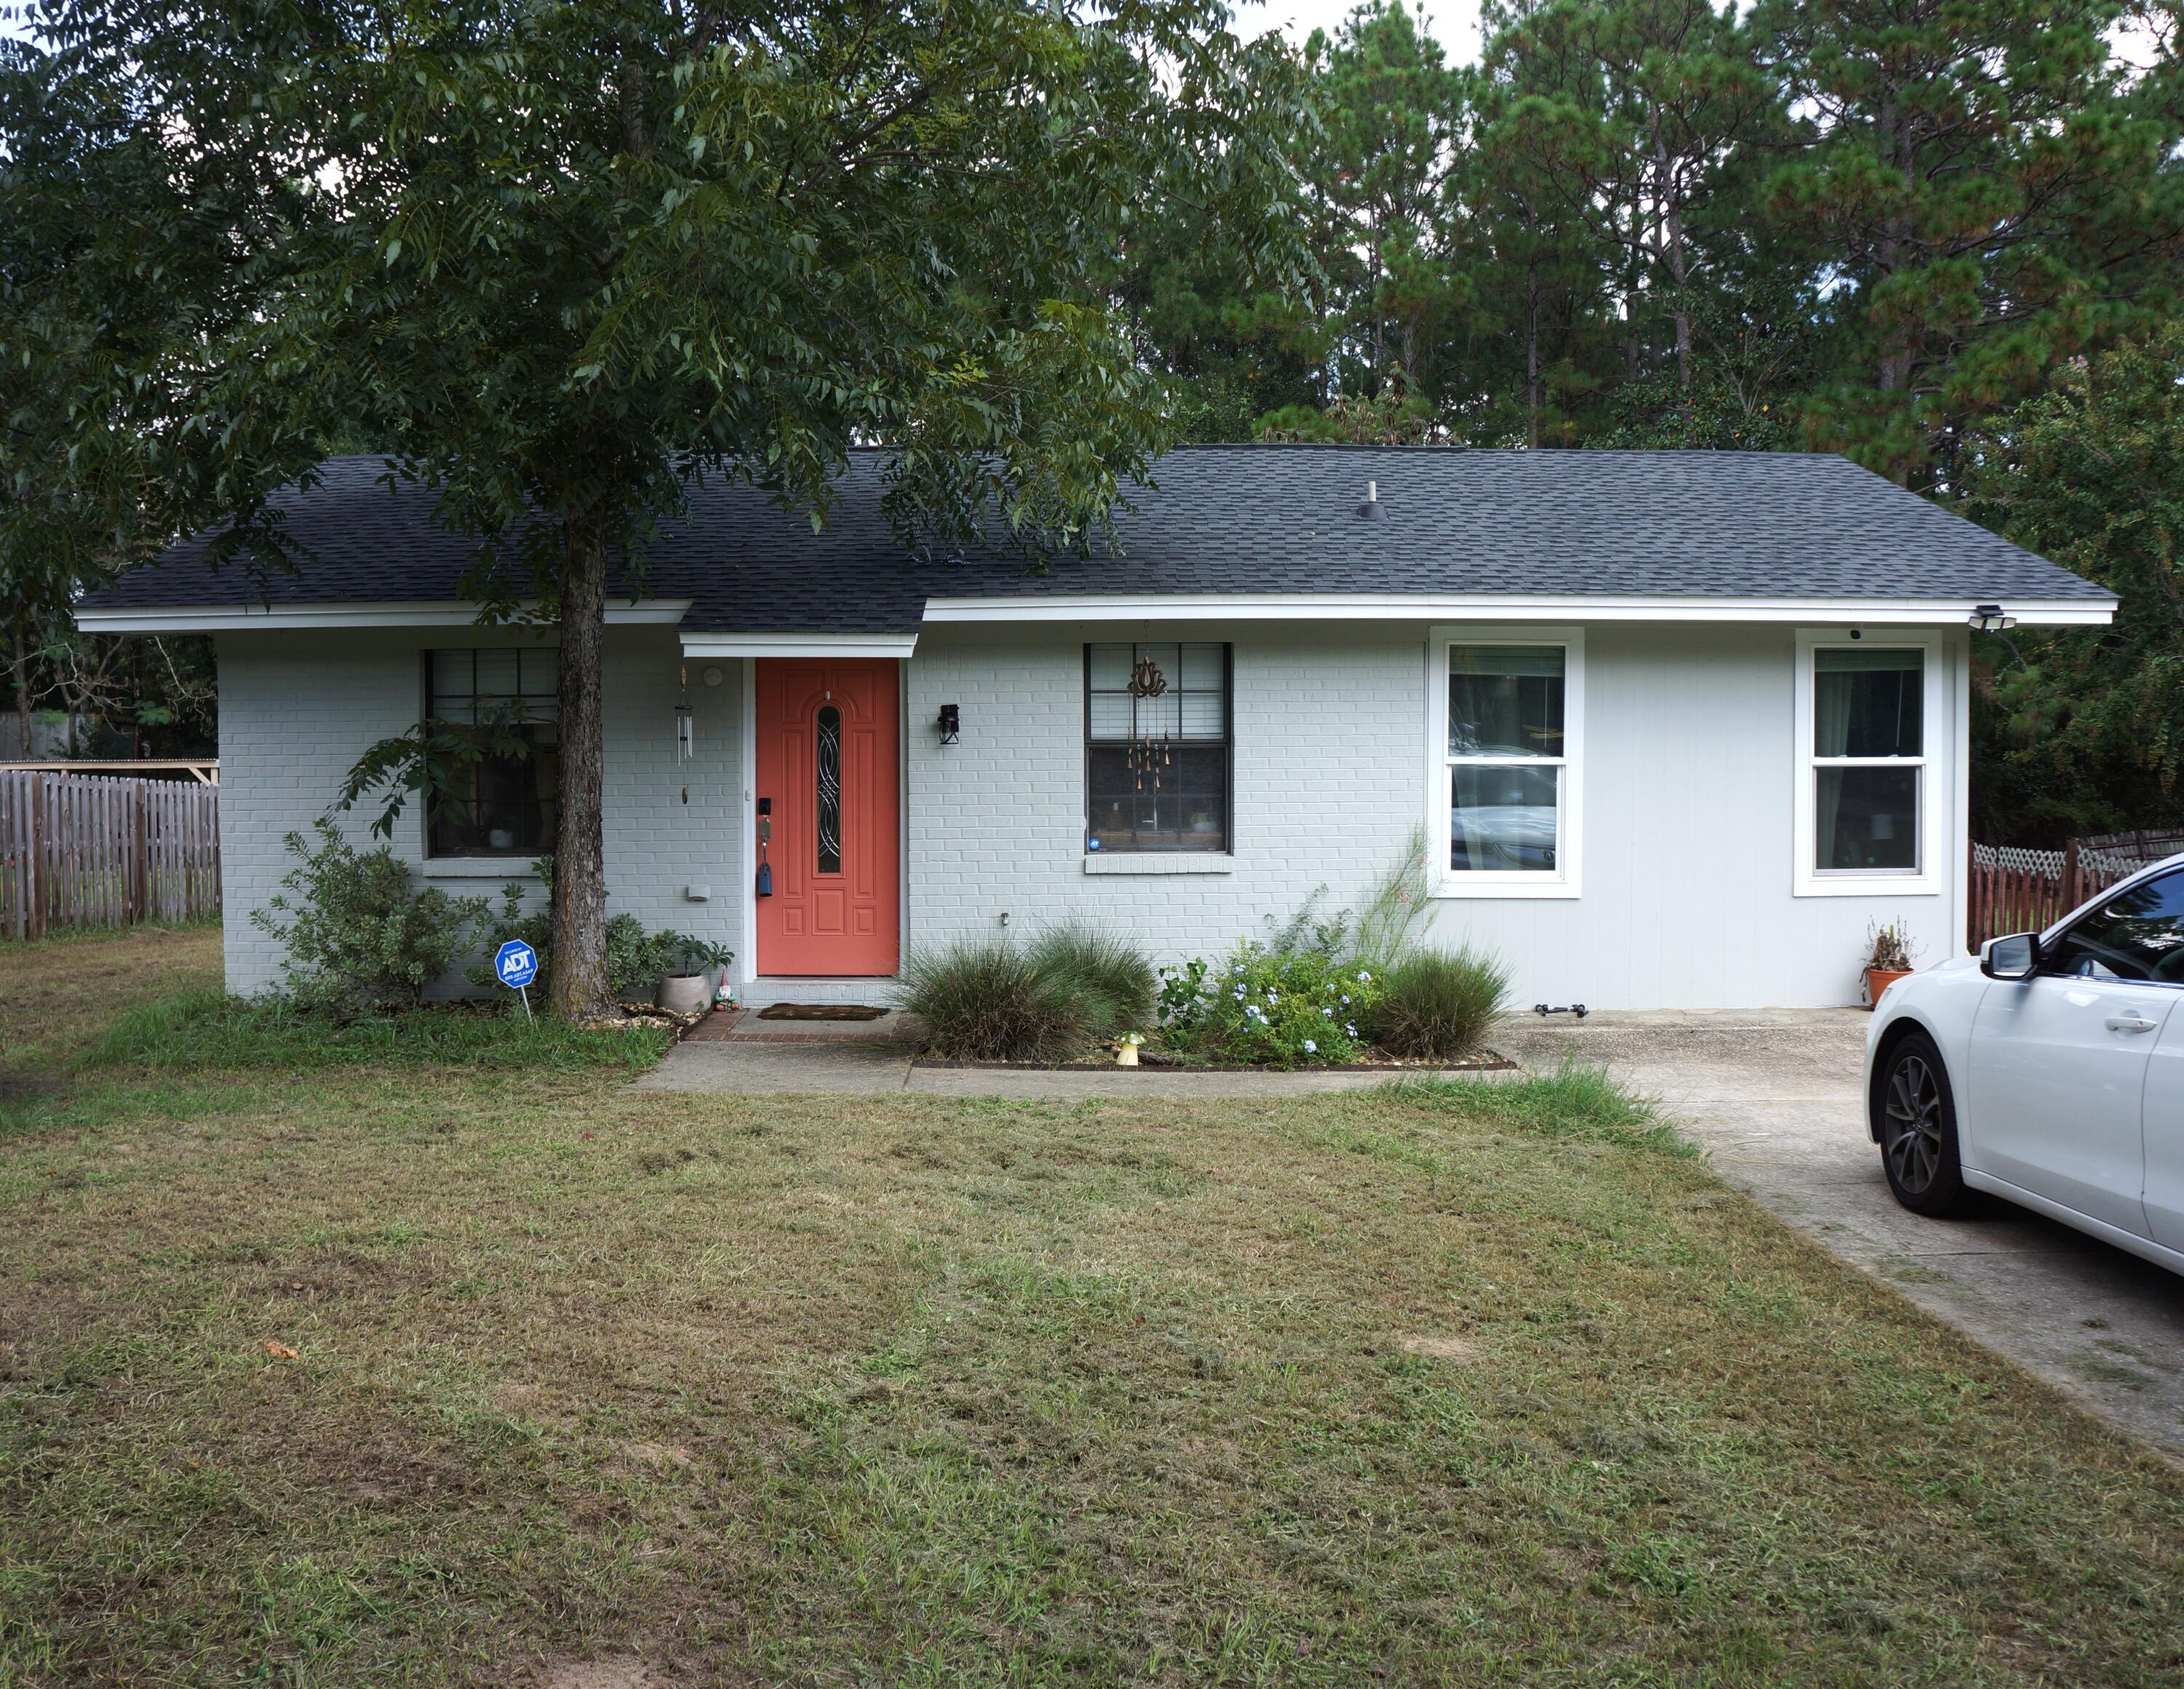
[756,1003,892,1021]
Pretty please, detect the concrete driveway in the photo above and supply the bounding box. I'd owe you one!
[1495,1008,2184,1461]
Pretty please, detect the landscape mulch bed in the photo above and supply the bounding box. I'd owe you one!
[913,1051,1515,1074]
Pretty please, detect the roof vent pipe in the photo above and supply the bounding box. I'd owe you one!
[1358,479,1382,520]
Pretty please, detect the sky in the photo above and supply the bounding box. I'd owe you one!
[1231,0,1484,60]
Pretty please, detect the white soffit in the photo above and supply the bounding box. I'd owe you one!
[918,593,2114,628]
[678,632,920,658]
[73,598,693,632]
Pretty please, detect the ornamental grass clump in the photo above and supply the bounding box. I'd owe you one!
[1026,922,1156,1035]
[1366,945,1511,1061]
[902,925,1156,1061]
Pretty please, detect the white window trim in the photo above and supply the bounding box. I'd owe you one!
[1425,625,1583,900]
[1793,628,1943,897]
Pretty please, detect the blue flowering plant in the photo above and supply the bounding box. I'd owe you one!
[1158,942,1383,1067]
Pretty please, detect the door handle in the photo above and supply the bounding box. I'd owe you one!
[2105,1013,2160,1034]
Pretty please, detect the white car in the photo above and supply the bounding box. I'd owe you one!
[1865,853,2184,1275]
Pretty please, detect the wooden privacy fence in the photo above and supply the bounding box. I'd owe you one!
[1968,840,2148,952]
[1,770,221,938]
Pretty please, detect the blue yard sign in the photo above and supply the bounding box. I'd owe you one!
[495,938,539,1019]
[495,939,538,987]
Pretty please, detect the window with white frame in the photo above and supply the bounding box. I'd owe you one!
[1434,633,1581,893]
[1808,644,1924,874]
[1792,630,1947,896]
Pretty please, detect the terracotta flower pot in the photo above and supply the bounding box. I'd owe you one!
[1864,967,1912,1008]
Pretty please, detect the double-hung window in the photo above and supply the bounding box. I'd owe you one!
[1431,630,1582,896]
[424,647,560,858]
[1085,642,1231,854]
[1795,631,1941,894]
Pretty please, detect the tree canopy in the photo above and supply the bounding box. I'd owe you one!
[4,0,1307,1014]
[11,0,2184,884]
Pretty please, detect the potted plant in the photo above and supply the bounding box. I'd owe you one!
[658,935,732,1016]
[1862,921,1920,1008]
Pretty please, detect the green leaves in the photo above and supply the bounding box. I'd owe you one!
[1958,326,2184,836]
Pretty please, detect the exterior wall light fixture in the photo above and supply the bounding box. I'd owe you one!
[937,703,960,744]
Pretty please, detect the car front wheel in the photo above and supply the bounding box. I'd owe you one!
[1873,1030,1977,1217]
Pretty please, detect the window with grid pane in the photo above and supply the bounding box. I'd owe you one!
[1447,644,1564,874]
[424,647,561,858]
[1085,643,1230,853]
[1811,646,1923,873]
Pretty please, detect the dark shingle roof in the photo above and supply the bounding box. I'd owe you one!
[82,446,2110,631]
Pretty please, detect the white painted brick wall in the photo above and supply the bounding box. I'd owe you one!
[215,628,741,994]
[903,625,1420,959]
[216,619,1961,1009]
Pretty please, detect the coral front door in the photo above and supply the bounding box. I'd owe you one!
[755,659,901,976]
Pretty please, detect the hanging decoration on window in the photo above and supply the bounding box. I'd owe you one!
[1126,651,1171,791]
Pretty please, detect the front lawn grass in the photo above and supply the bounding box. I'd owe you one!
[3,931,2181,1684]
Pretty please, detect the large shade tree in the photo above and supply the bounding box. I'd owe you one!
[4,0,1307,1018]
[1756,0,2184,483]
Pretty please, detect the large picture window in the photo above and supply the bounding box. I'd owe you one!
[1431,630,1582,895]
[1085,642,1230,853]
[425,647,560,858]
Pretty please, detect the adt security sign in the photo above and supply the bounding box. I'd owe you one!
[494,939,539,1018]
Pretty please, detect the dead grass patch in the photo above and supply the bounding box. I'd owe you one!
[1398,1333,1478,1363]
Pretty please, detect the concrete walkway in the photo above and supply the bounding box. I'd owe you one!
[1495,1010,2184,1461]
[637,1008,2184,1457]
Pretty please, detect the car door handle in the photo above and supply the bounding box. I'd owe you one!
[2105,1013,2160,1034]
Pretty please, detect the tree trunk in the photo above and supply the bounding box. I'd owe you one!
[1875,95,1912,398]
[1526,261,1541,448]
[547,526,614,1021]
[1652,121,1692,387]
[12,623,32,759]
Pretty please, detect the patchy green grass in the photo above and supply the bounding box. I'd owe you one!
[0,921,222,1078]
[2,930,2182,1685]
[84,988,673,1075]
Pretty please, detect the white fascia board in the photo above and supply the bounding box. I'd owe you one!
[678,632,920,658]
[74,598,694,633]
[917,593,2116,628]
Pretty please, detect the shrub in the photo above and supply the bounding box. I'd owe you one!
[899,939,1092,1061]
[1026,922,1155,1036]
[467,858,704,999]
[1366,945,1511,1060]
[1161,944,1383,1067]
[251,820,491,1012]
[606,917,692,997]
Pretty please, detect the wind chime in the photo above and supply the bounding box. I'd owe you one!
[1125,651,1171,792]
[674,663,695,806]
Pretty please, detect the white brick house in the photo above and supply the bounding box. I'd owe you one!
[77,446,2116,1009]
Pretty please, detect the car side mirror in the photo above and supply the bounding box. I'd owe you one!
[1981,932,2041,981]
